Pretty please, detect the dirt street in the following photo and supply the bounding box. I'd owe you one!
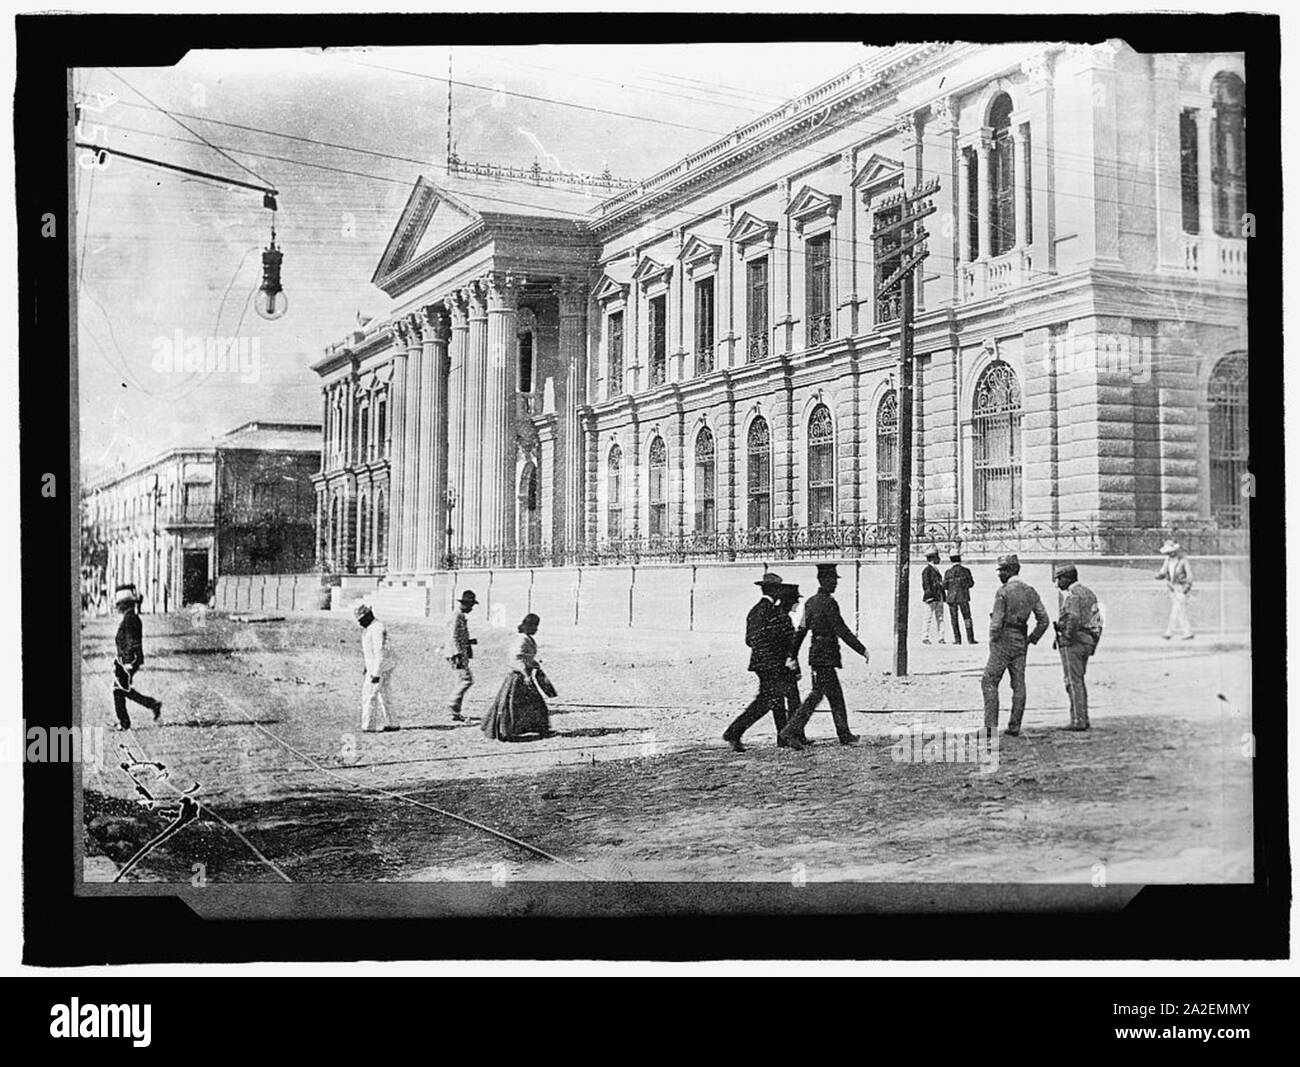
[79,607,1252,885]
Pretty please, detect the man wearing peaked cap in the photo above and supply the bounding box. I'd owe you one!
[778,562,869,749]
[723,572,793,751]
[982,553,1051,738]
[445,589,479,723]
[1052,563,1103,731]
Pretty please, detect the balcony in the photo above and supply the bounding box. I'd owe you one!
[1182,234,1247,283]
[961,248,1033,302]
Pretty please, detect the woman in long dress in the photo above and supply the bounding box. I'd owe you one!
[481,613,553,741]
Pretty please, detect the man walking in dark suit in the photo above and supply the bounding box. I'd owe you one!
[723,572,795,752]
[778,563,869,749]
[112,584,163,730]
[775,582,812,748]
[943,553,977,644]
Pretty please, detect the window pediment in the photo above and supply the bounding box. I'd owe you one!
[594,274,630,304]
[784,185,842,233]
[678,235,722,275]
[632,256,673,287]
[852,153,905,203]
[727,211,778,251]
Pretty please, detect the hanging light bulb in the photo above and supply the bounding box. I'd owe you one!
[255,214,288,321]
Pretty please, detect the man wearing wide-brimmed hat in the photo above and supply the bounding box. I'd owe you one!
[1153,540,1194,640]
[981,554,1051,738]
[356,602,399,732]
[723,572,796,751]
[779,563,869,749]
[921,548,947,645]
[1052,564,1102,731]
[445,589,479,722]
[111,584,162,730]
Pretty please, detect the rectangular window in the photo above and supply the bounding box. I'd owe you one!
[747,454,770,529]
[694,277,715,375]
[648,295,667,387]
[1181,109,1200,235]
[746,257,769,362]
[966,149,980,260]
[805,233,832,346]
[607,311,624,397]
[991,134,1015,256]
[358,404,370,462]
[694,458,715,534]
[1023,127,1033,246]
[375,398,387,458]
[874,203,902,325]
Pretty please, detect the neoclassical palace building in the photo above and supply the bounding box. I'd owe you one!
[311,40,1248,579]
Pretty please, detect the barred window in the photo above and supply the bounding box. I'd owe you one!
[648,436,668,538]
[648,295,667,387]
[1211,72,1246,238]
[747,417,771,530]
[989,93,1016,257]
[607,311,625,398]
[694,277,715,375]
[694,427,716,535]
[746,257,769,362]
[971,360,1023,523]
[1209,354,1248,528]
[807,404,835,526]
[805,234,832,346]
[607,445,623,540]
[876,390,899,526]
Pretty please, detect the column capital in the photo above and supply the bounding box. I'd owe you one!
[404,312,424,345]
[463,282,488,318]
[484,271,526,312]
[421,303,451,342]
[960,127,993,154]
[558,277,588,318]
[928,95,957,134]
[389,319,413,348]
[443,290,469,327]
[894,111,920,148]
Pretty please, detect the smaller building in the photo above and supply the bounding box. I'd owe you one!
[81,422,321,611]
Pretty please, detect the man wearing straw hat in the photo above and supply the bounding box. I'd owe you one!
[921,548,947,645]
[111,584,162,730]
[356,601,399,732]
[779,563,869,749]
[446,589,479,722]
[1154,540,1194,640]
[723,571,795,751]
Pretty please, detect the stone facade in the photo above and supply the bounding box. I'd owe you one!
[314,41,1249,581]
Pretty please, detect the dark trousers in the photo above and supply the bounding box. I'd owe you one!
[948,601,976,643]
[981,635,1027,733]
[724,670,788,743]
[112,661,160,728]
[782,666,853,742]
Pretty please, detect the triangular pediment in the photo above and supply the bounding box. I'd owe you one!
[632,256,672,286]
[677,235,722,270]
[727,211,778,247]
[371,176,482,288]
[784,184,842,223]
[851,154,904,198]
[593,274,630,303]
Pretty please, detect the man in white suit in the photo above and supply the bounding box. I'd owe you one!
[356,602,399,732]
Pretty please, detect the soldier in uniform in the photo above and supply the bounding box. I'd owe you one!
[981,554,1051,738]
[778,563,869,749]
[111,584,162,730]
[1052,563,1103,731]
[723,572,792,752]
[446,589,478,722]
[921,548,947,644]
[943,553,977,644]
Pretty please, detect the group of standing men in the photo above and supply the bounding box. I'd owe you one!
[920,551,977,645]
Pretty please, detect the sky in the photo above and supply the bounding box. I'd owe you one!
[74,42,879,478]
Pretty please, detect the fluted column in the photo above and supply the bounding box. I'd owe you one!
[483,273,522,553]
[386,323,410,574]
[558,279,587,553]
[445,292,469,563]
[418,304,450,571]
[398,313,423,573]
[461,282,489,555]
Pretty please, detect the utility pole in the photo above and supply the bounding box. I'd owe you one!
[872,176,939,677]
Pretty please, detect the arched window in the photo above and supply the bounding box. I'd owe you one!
[1211,72,1246,238]
[648,436,668,538]
[747,418,771,530]
[989,93,1016,257]
[808,404,835,526]
[972,361,1023,523]
[374,490,387,566]
[876,390,899,526]
[694,427,716,535]
[607,445,623,540]
[1209,353,1248,527]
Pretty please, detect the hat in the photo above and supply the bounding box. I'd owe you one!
[754,571,784,589]
[353,601,373,620]
[113,585,137,607]
[925,547,941,562]
[949,554,962,562]
[777,582,802,601]
[816,563,840,578]
[458,589,478,605]
[996,553,1021,571]
[1159,540,1181,555]
[1054,563,1078,580]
